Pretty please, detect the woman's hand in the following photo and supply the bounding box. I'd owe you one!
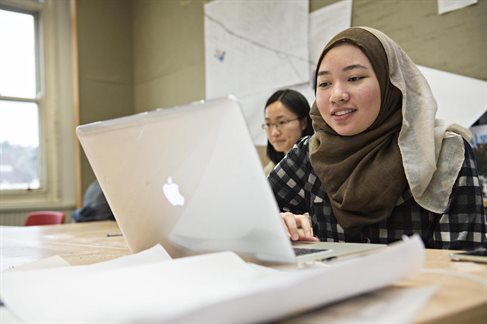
[280,212,320,242]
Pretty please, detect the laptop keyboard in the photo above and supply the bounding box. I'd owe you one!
[293,247,329,256]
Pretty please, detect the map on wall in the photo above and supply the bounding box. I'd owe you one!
[309,0,352,77]
[204,0,309,99]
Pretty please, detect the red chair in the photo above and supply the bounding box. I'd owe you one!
[24,211,65,226]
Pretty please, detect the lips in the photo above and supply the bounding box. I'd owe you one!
[330,108,356,122]
[332,108,356,116]
[272,140,286,146]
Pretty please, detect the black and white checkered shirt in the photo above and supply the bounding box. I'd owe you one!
[268,137,487,250]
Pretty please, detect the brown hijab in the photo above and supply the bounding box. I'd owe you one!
[308,27,407,232]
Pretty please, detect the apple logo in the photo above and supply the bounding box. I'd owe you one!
[163,177,185,206]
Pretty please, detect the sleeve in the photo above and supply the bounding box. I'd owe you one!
[267,137,311,215]
[433,140,487,250]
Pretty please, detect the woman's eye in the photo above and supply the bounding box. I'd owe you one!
[277,121,287,126]
[349,76,364,82]
[318,81,330,88]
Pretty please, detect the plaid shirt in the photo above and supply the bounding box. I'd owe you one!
[268,137,487,250]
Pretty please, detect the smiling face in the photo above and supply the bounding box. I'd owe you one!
[264,101,306,154]
[315,43,381,136]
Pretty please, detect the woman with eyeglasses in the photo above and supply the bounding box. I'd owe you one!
[263,89,314,176]
[268,27,486,250]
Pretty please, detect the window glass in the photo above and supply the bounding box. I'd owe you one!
[0,0,75,209]
[0,100,40,190]
[0,8,37,98]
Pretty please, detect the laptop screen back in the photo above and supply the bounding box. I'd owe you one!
[76,96,296,264]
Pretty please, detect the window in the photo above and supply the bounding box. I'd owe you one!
[0,7,40,190]
[0,0,75,210]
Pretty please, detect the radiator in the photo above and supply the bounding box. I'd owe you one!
[0,209,74,226]
[0,211,29,226]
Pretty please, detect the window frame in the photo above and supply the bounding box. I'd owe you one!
[0,0,76,211]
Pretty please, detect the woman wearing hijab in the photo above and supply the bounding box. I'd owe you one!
[268,26,486,250]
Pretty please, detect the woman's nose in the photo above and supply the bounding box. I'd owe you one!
[270,126,281,135]
[330,84,349,104]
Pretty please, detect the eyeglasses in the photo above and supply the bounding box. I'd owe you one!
[261,118,300,131]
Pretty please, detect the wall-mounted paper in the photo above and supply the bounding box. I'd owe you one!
[205,0,309,99]
[309,0,352,76]
[418,65,487,128]
[438,0,478,15]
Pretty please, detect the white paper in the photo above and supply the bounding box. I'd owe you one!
[0,308,23,324]
[0,256,47,273]
[438,0,477,15]
[418,65,487,127]
[84,244,172,270]
[204,0,309,99]
[295,286,437,323]
[309,0,352,75]
[4,255,70,272]
[166,236,425,323]
[0,235,425,324]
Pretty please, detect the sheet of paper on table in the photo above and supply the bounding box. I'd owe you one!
[0,235,430,323]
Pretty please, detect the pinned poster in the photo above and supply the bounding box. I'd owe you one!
[418,65,487,128]
[205,0,309,99]
[309,0,352,76]
[438,0,478,15]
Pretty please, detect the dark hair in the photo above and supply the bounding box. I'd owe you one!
[264,89,314,164]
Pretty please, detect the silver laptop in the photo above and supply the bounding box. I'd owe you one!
[76,95,383,265]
